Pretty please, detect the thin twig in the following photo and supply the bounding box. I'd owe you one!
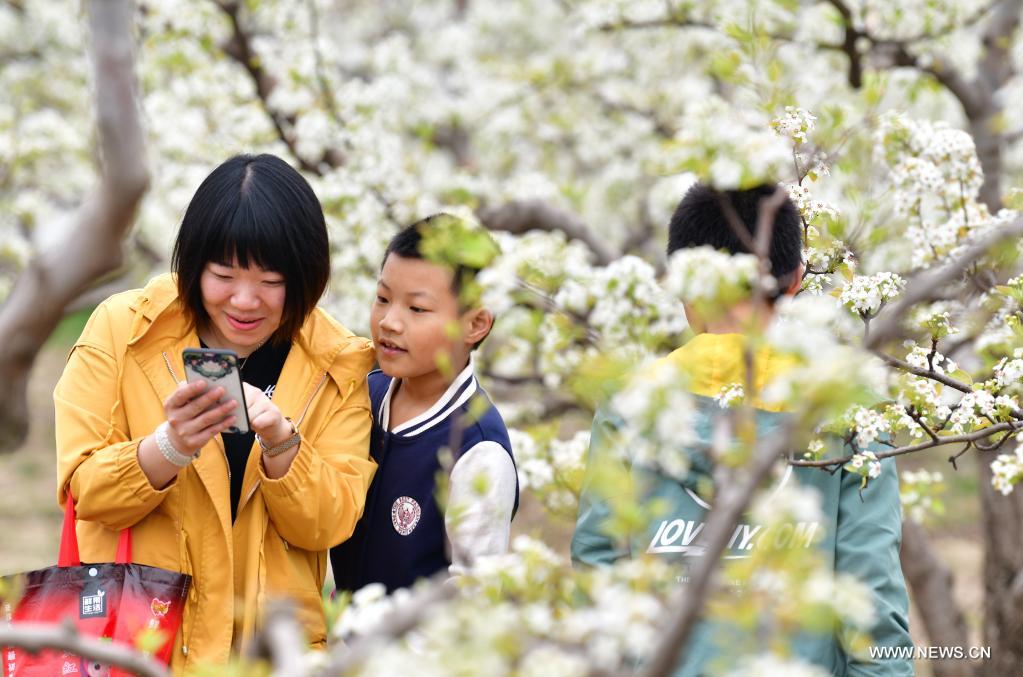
[791,422,1022,470]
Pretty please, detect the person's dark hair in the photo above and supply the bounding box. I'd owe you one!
[382,214,485,301]
[172,153,329,343]
[382,214,492,348]
[667,183,803,296]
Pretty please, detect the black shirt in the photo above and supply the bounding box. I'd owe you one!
[203,339,291,522]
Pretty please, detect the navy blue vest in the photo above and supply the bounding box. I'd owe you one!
[331,369,518,593]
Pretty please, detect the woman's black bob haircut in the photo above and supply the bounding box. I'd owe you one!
[172,153,329,344]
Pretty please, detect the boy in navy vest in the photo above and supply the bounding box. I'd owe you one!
[331,215,519,593]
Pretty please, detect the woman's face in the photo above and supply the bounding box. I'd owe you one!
[199,260,287,355]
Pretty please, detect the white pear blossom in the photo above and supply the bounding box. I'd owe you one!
[991,447,1023,496]
[839,272,906,316]
[771,106,817,144]
[714,382,745,408]
[846,450,882,479]
[664,246,759,304]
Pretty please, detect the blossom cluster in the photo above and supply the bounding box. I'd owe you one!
[843,406,890,448]
[331,536,678,675]
[714,382,745,409]
[839,272,905,317]
[771,106,817,144]
[661,97,794,190]
[991,446,1023,496]
[904,342,959,376]
[993,352,1023,393]
[846,450,882,481]
[787,183,840,225]
[508,428,589,513]
[663,246,760,305]
[911,303,959,340]
[947,390,1019,434]
[900,469,946,524]
[610,360,697,480]
[886,374,952,439]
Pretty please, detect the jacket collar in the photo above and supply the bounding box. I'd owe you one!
[666,332,796,412]
[378,356,478,437]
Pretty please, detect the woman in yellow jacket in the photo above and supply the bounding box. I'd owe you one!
[54,154,376,672]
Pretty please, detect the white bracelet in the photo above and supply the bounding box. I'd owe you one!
[155,421,195,467]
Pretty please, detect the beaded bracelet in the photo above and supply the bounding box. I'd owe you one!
[155,421,195,467]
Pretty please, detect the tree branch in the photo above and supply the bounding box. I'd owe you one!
[594,16,716,33]
[791,422,1022,470]
[0,619,168,677]
[865,216,1023,350]
[872,350,972,394]
[975,0,1021,101]
[0,0,149,451]
[477,199,617,265]
[212,0,342,175]
[640,423,794,677]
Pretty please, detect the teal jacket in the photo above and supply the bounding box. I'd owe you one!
[571,334,913,675]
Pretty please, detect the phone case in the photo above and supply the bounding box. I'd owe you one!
[181,348,250,434]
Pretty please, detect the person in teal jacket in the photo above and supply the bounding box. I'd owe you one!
[571,183,913,675]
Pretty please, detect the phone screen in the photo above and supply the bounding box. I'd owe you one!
[181,348,251,434]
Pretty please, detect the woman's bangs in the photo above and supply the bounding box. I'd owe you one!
[212,207,290,273]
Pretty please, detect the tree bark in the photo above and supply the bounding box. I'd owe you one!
[0,0,148,452]
[978,459,1023,674]
[901,519,974,677]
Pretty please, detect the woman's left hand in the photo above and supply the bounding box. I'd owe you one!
[243,383,293,446]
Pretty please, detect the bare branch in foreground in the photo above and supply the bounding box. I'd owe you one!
[314,576,456,676]
[0,620,168,677]
[865,216,1023,351]
[0,0,148,451]
[246,600,310,677]
[640,423,794,677]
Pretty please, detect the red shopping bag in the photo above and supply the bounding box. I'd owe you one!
[2,493,190,676]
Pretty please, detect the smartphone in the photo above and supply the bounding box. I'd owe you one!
[182,348,250,434]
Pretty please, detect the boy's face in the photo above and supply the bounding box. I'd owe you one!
[371,254,491,381]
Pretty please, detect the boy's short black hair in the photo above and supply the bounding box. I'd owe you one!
[383,214,484,302]
[667,183,803,293]
[383,214,493,349]
[172,153,329,343]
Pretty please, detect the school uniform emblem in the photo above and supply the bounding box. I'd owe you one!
[391,496,421,536]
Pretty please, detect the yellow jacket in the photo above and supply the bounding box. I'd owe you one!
[54,274,376,672]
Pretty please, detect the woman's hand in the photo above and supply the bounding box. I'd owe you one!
[164,380,238,455]
[137,380,237,489]
[243,383,293,446]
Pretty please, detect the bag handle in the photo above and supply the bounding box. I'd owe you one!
[58,490,132,566]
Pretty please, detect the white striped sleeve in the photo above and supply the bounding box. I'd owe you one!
[446,440,517,578]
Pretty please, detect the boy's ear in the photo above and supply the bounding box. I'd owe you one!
[462,308,494,346]
[784,263,805,296]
